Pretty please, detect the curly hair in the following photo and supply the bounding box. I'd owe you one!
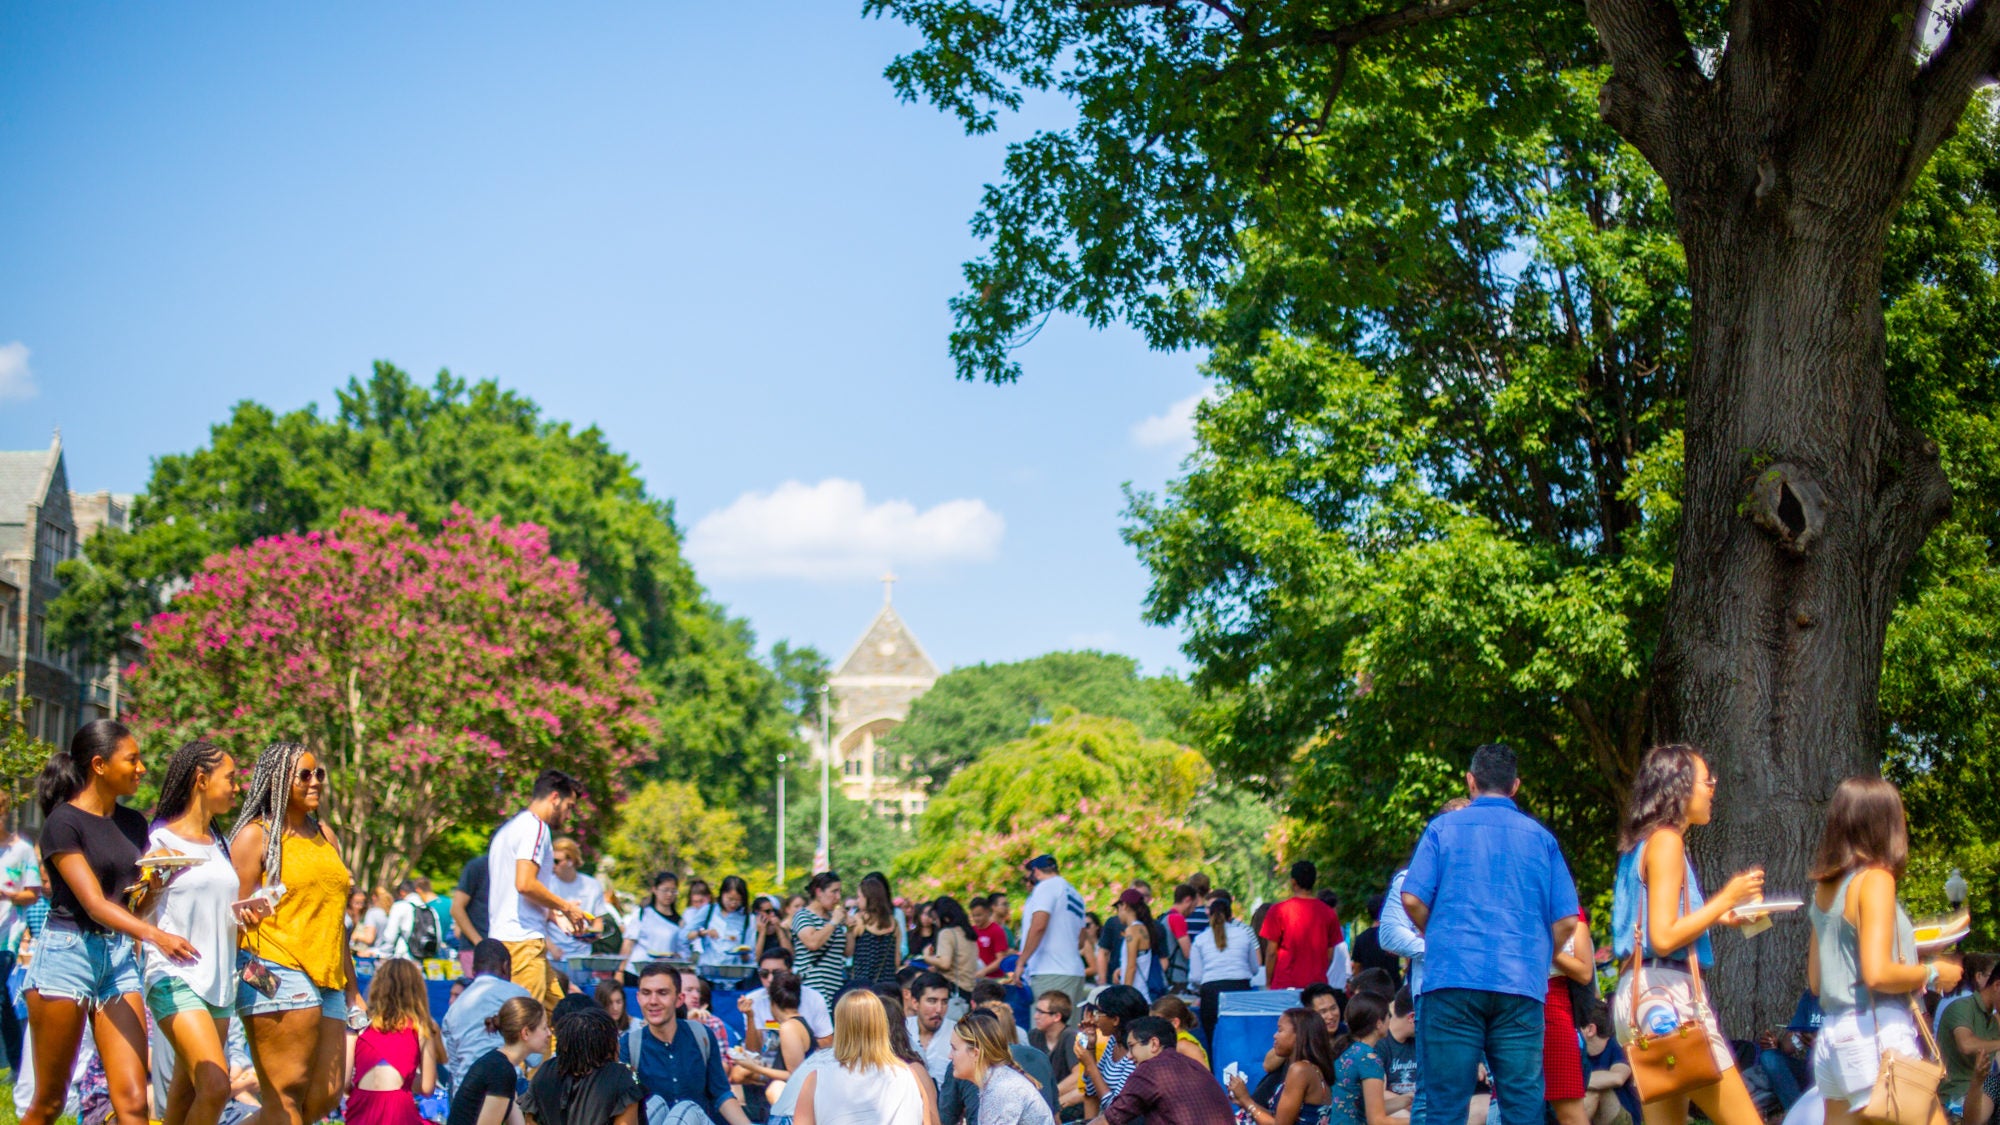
[552,1006,620,1080]
[229,741,310,884]
[1619,744,1703,852]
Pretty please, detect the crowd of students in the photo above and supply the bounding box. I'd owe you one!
[4,721,1988,1125]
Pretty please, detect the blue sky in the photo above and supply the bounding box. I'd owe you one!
[0,2,1210,676]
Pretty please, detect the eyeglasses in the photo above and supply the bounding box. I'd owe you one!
[757,969,777,979]
[1034,1007,1057,1017]
[295,766,328,784]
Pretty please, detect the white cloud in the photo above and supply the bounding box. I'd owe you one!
[0,343,35,402]
[687,478,1005,581]
[1130,388,1215,452]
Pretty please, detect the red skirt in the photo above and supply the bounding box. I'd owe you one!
[1543,975,1585,1099]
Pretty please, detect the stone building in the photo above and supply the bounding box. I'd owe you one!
[0,433,132,753]
[807,578,939,824]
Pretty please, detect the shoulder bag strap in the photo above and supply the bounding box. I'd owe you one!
[1677,874,1709,1007]
[1910,994,1944,1062]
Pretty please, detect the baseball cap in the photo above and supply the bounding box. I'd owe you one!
[1116,888,1146,908]
[1024,854,1059,873]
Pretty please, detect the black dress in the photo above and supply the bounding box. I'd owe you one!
[849,928,897,985]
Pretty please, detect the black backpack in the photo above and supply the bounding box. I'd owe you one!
[408,903,442,960]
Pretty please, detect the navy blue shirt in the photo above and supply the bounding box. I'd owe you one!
[618,1020,734,1123]
[1402,795,1580,1001]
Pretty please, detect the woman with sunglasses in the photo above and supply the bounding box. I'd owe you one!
[1609,744,1766,1125]
[752,897,788,962]
[232,743,361,1125]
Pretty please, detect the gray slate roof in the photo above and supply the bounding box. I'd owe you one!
[0,448,56,523]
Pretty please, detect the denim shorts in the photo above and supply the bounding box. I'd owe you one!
[234,952,348,1020]
[146,976,233,1021]
[22,922,141,1007]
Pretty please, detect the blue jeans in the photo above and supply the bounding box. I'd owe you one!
[21,922,141,1007]
[1758,1049,1805,1112]
[1419,988,1543,1125]
[1412,993,1428,1125]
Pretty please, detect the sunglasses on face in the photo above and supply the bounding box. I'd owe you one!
[758,968,777,979]
[295,766,328,785]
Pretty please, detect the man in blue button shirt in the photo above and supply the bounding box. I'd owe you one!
[619,963,752,1125]
[1401,743,1580,1125]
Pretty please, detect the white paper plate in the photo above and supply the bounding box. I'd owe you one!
[1916,928,1971,953]
[1728,899,1804,920]
[137,854,207,870]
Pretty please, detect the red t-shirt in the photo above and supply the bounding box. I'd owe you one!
[1259,895,1342,989]
[975,922,1009,977]
[1164,909,1189,943]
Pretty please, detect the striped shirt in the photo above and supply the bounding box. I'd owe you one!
[791,908,847,1007]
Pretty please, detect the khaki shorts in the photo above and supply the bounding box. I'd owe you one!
[1612,964,1737,1077]
[505,938,566,1008]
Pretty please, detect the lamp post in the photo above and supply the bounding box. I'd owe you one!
[776,751,787,889]
[818,683,831,873]
[1947,867,1968,910]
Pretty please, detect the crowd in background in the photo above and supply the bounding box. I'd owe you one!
[1,724,1990,1125]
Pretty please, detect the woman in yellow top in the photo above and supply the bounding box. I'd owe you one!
[230,742,360,1125]
[1150,995,1210,1067]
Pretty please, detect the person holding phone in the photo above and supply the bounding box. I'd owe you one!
[144,740,243,1125]
[232,741,362,1125]
[21,720,199,1125]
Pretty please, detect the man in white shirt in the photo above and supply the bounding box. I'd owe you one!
[485,769,592,1008]
[905,972,958,1085]
[378,879,429,961]
[1007,853,1089,1025]
[745,950,832,1047]
[442,940,533,1096]
[546,836,608,991]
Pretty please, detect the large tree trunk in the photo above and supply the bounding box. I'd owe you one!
[1605,23,1963,1029]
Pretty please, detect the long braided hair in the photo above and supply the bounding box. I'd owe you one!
[229,741,309,883]
[152,739,228,836]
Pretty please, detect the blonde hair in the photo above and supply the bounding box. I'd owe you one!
[553,836,582,865]
[954,1009,1021,1088]
[979,999,1022,1045]
[368,958,445,1056]
[832,989,903,1071]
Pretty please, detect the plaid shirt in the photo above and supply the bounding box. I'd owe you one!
[1104,1050,1236,1125]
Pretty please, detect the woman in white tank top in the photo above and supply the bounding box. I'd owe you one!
[795,989,925,1125]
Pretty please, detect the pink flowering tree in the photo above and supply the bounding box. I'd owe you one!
[130,507,657,888]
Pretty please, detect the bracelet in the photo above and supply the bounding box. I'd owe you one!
[1926,964,1940,992]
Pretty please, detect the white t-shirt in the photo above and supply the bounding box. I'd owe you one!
[546,870,607,960]
[0,835,42,954]
[380,895,428,960]
[906,1015,957,1085]
[144,827,239,1006]
[486,810,553,943]
[811,1061,924,1125]
[1023,875,1088,978]
[751,985,833,1039]
[622,905,685,975]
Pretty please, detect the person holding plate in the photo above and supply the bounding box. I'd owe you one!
[21,720,199,1125]
[144,740,245,1125]
[1809,777,1962,1125]
[1609,743,1767,1125]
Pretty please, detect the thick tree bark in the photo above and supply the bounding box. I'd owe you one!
[1583,2,1975,1030]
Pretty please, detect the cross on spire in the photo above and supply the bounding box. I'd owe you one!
[881,571,898,605]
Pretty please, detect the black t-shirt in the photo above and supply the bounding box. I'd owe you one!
[457,854,490,943]
[1374,1033,1417,1094]
[40,803,148,933]
[447,1049,518,1125]
[522,1059,645,1125]
[1350,925,1401,985]
[1096,918,1123,975]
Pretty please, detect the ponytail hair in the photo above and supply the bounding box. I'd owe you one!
[483,996,546,1045]
[1209,895,1233,951]
[1326,991,1386,1075]
[41,720,130,817]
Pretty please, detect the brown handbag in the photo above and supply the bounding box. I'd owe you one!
[1625,876,1725,1104]
[1858,996,1946,1125]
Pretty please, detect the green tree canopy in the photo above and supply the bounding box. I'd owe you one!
[1123,100,2000,905]
[884,650,1187,793]
[51,364,804,814]
[894,712,1209,904]
[604,779,751,893]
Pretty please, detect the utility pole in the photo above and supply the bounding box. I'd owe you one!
[776,749,787,889]
[817,683,831,872]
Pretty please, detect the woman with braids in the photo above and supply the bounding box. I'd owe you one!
[1609,744,1768,1125]
[144,740,243,1125]
[522,1006,647,1125]
[22,720,199,1125]
[230,741,361,1125]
